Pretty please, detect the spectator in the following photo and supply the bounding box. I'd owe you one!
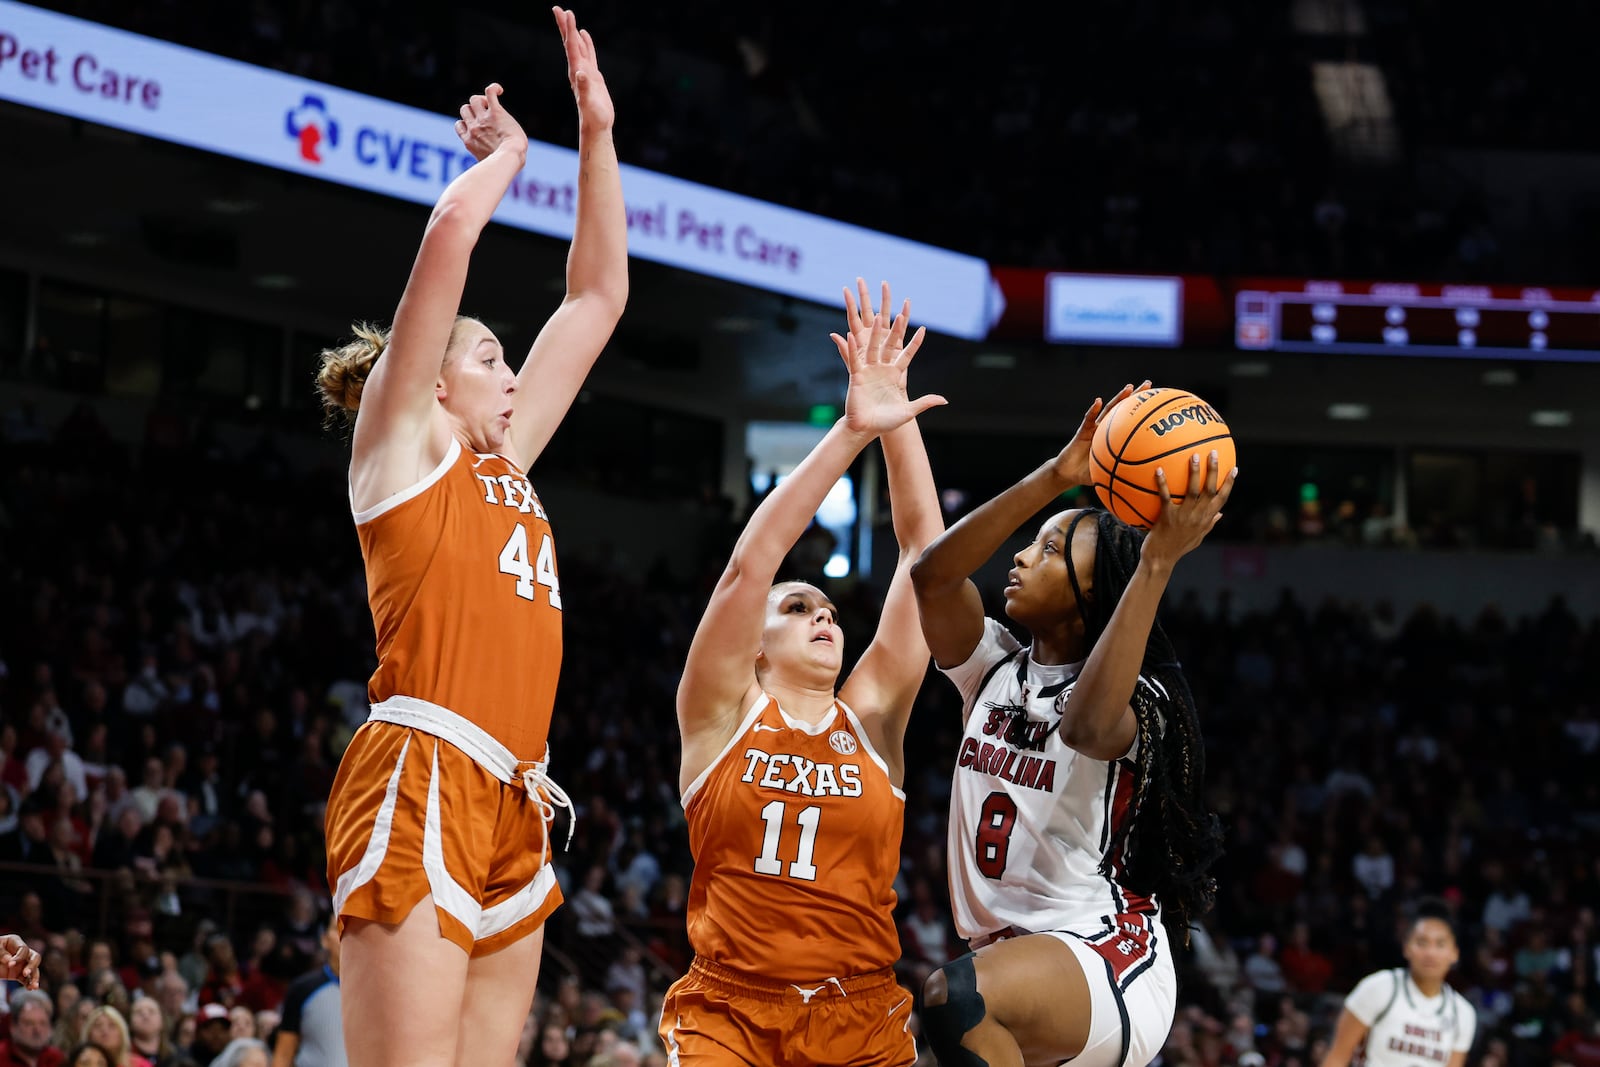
[1,989,65,1067]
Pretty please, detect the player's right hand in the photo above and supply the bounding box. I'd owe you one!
[455,83,529,163]
[0,933,41,989]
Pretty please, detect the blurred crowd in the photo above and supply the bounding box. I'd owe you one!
[33,0,1600,286]
[1,393,1598,1067]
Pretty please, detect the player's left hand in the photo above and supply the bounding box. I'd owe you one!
[0,933,41,989]
[832,278,945,438]
[1143,450,1238,566]
[554,8,614,132]
[1051,380,1149,488]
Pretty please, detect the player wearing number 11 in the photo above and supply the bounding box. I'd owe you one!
[660,281,944,1066]
[314,10,626,1067]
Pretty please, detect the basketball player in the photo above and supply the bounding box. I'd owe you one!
[659,281,943,1066]
[1319,898,1476,1067]
[909,386,1234,1067]
[314,10,625,1067]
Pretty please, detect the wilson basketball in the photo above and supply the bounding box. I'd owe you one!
[1090,387,1236,529]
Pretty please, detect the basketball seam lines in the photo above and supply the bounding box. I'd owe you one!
[1115,431,1234,467]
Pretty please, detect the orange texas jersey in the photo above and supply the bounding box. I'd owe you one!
[354,439,563,758]
[681,693,906,980]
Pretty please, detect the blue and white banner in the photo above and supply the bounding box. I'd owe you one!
[1045,273,1184,346]
[0,1,999,339]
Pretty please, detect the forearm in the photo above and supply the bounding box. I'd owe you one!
[731,420,871,576]
[433,144,525,233]
[1062,558,1171,746]
[914,457,1067,586]
[880,422,942,556]
[565,126,628,306]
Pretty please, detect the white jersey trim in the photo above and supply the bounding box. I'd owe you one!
[838,700,907,802]
[680,693,770,809]
[351,437,461,525]
[774,702,838,736]
[331,734,409,917]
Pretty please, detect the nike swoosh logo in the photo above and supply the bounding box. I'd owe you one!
[887,997,909,1018]
[753,724,784,733]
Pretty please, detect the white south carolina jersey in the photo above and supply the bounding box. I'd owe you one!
[941,618,1163,942]
[1346,969,1475,1065]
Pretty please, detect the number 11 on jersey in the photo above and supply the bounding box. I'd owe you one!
[755,800,820,881]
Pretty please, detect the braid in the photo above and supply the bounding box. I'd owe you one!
[1082,509,1224,936]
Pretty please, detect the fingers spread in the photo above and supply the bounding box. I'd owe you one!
[1185,453,1204,498]
[900,325,928,364]
[842,284,862,332]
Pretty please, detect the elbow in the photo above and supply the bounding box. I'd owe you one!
[570,279,629,322]
[909,547,947,593]
[424,202,480,247]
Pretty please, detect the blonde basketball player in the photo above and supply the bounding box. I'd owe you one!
[910,387,1234,1067]
[1320,898,1476,1067]
[660,280,943,1066]
[315,10,625,1067]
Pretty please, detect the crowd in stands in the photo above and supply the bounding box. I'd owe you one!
[1,394,1598,1067]
[32,0,1600,286]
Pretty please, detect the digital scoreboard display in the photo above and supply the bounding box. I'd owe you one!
[1234,279,1600,362]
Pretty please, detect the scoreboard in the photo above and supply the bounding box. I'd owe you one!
[1234,279,1600,361]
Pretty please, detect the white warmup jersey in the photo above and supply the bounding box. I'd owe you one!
[941,618,1164,942]
[1345,969,1475,1066]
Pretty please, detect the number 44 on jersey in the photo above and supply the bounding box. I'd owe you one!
[498,524,562,608]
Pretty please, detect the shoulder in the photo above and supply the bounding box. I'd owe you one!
[939,618,1023,684]
[1342,968,1400,1022]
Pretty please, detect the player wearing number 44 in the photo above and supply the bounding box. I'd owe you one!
[661,280,944,1067]
[313,9,626,1067]
[909,384,1236,1067]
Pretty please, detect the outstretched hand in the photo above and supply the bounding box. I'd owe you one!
[554,7,615,132]
[1143,450,1238,566]
[0,933,40,990]
[454,83,529,163]
[829,278,946,439]
[1051,380,1151,487]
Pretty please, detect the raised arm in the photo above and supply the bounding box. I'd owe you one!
[1059,450,1235,761]
[506,7,628,470]
[350,83,528,494]
[910,384,1143,669]
[678,294,944,769]
[835,283,945,771]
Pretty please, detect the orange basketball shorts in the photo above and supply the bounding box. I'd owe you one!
[326,711,562,957]
[658,957,917,1067]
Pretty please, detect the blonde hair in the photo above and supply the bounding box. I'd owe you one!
[315,323,390,429]
[81,1004,133,1066]
[314,316,486,429]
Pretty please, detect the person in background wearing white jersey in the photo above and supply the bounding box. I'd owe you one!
[1320,897,1476,1067]
[909,383,1234,1067]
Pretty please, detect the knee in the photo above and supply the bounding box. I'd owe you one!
[922,955,986,1063]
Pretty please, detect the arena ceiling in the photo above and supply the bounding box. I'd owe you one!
[1,100,1594,452]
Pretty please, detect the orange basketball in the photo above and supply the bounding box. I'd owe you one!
[1090,387,1237,529]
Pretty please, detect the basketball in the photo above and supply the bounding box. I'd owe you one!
[1090,387,1237,529]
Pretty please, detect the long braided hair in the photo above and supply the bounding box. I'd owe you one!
[1068,508,1224,936]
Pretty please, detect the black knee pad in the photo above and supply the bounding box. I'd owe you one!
[923,953,989,1067]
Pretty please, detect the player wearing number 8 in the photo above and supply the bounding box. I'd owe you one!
[661,281,944,1066]
[910,382,1234,1067]
[313,11,627,1067]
